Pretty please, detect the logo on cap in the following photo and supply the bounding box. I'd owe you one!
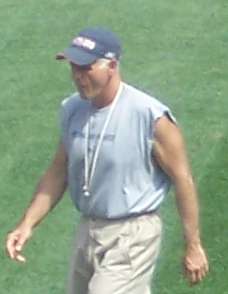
[104,52,115,59]
[72,37,96,50]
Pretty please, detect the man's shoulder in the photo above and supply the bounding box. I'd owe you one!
[123,83,167,110]
[60,92,89,122]
[123,83,176,123]
[61,92,81,110]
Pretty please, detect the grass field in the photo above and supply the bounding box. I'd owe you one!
[1,0,228,293]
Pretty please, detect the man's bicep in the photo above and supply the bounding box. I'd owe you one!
[153,116,191,180]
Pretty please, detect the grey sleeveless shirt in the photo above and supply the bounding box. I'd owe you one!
[60,83,176,219]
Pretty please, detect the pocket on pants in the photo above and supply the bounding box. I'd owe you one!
[93,222,133,274]
[100,233,132,274]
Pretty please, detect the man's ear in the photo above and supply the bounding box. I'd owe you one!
[108,59,118,70]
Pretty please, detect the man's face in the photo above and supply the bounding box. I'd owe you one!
[70,59,112,100]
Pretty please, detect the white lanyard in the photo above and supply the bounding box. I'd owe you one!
[82,82,123,197]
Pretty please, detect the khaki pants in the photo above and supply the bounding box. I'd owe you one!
[67,213,162,294]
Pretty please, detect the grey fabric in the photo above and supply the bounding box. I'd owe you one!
[60,83,176,219]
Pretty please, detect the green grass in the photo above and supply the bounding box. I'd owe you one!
[1,1,228,293]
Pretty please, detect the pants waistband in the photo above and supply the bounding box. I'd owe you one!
[84,210,159,222]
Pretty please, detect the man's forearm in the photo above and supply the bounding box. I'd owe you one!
[173,174,201,247]
[19,166,67,229]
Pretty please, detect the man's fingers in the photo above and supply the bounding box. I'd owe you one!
[195,269,203,283]
[192,268,206,284]
[185,266,197,285]
[6,231,28,261]
[6,234,19,259]
[184,244,209,285]
[200,264,209,280]
[190,271,197,284]
[185,261,209,285]
[185,268,200,285]
[15,240,25,252]
[204,260,209,273]
[15,253,26,263]
[15,241,27,263]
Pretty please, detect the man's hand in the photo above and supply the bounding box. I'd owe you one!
[184,243,209,285]
[6,224,33,263]
[5,143,67,264]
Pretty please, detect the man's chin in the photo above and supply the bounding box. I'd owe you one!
[78,88,96,101]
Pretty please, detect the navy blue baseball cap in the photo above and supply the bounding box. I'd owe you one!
[56,26,122,65]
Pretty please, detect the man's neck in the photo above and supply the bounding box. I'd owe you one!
[92,77,121,108]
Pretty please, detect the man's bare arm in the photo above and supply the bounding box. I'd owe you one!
[21,142,68,227]
[153,116,209,284]
[6,142,68,262]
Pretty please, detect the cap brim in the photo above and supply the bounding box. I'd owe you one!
[56,47,98,66]
[56,52,66,60]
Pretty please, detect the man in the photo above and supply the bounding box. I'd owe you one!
[6,26,209,293]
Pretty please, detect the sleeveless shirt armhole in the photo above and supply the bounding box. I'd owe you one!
[153,108,177,126]
[59,93,80,146]
[150,108,177,145]
[59,100,70,147]
[163,109,177,125]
